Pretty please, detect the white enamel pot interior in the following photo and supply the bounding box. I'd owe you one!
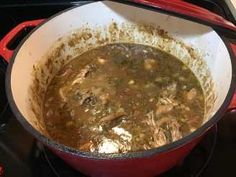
[6,1,235,159]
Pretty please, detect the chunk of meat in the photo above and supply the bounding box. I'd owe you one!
[144,59,157,70]
[153,127,168,147]
[79,141,95,152]
[100,109,126,122]
[158,96,177,106]
[97,58,106,64]
[156,104,173,116]
[186,88,197,101]
[72,65,95,85]
[143,144,151,150]
[145,113,170,147]
[187,116,201,132]
[168,119,182,141]
[59,87,67,101]
[145,111,156,126]
[155,118,182,142]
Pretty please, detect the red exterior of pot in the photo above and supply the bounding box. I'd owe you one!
[50,136,202,177]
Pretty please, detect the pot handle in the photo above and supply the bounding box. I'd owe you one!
[132,0,236,35]
[0,19,44,63]
[228,43,236,111]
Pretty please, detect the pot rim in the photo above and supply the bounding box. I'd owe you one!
[5,1,236,160]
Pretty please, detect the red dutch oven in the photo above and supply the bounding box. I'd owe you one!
[1,1,236,177]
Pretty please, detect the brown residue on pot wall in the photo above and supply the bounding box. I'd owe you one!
[29,22,215,135]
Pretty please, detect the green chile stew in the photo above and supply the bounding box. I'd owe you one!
[43,43,204,153]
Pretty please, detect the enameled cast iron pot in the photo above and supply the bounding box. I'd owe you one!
[1,1,236,177]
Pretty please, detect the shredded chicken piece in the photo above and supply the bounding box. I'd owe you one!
[79,141,95,152]
[156,104,173,116]
[143,144,151,150]
[153,127,168,147]
[145,111,156,126]
[168,119,182,141]
[146,111,182,146]
[186,88,197,101]
[155,118,182,142]
[71,65,94,85]
[100,109,126,122]
[158,95,177,105]
[59,87,67,101]
[145,111,168,147]
[187,116,200,131]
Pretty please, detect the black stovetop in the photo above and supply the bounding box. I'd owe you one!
[0,1,236,177]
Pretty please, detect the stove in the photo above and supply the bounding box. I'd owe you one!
[0,1,236,177]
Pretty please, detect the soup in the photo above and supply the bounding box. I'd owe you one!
[43,43,204,153]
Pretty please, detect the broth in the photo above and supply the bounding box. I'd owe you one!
[43,43,204,153]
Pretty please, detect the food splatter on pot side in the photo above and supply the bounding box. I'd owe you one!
[29,22,216,151]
